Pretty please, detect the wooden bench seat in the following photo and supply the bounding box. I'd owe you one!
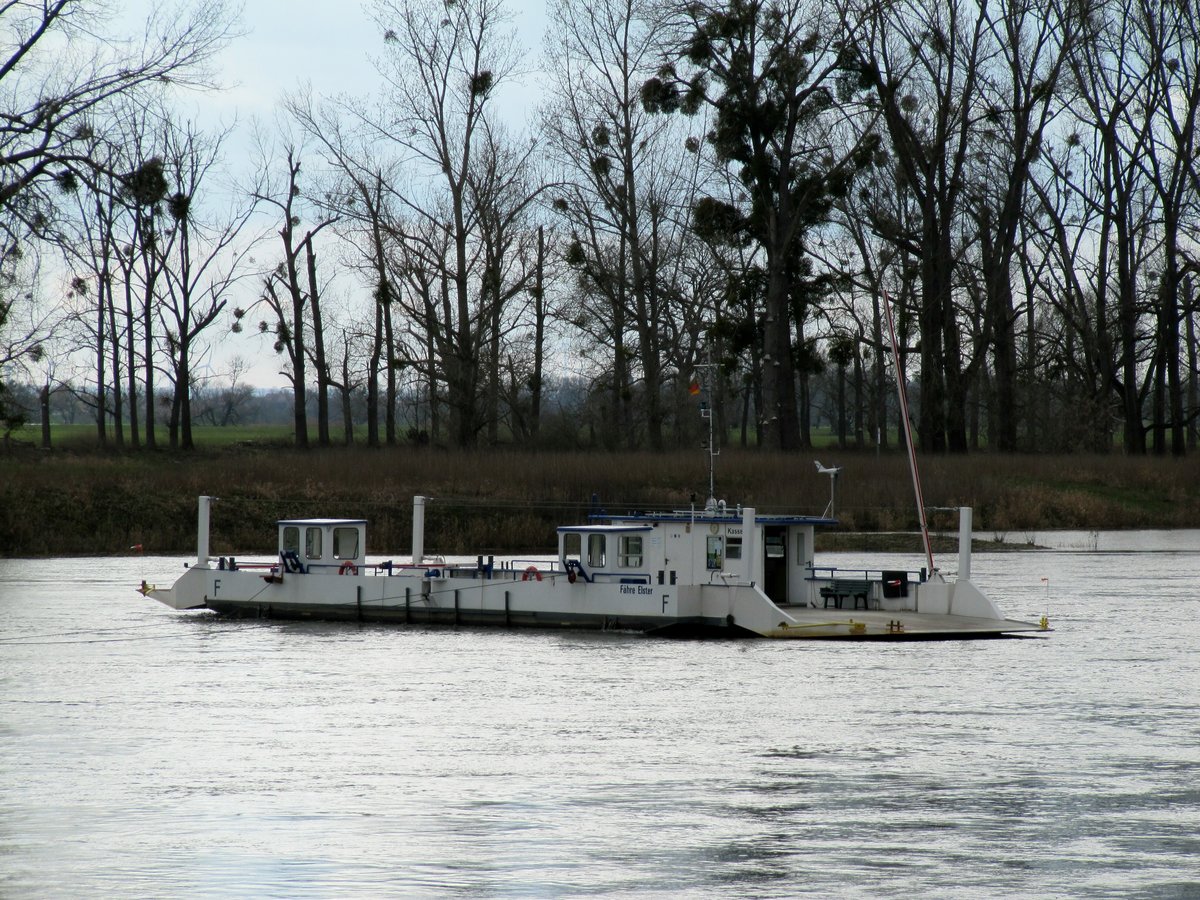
[820,579,873,610]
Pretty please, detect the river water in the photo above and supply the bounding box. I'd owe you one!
[1,536,1198,899]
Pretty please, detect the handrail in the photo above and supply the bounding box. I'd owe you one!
[805,565,925,583]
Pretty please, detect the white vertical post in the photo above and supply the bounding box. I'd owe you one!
[196,495,213,569]
[741,506,756,584]
[958,506,972,582]
[412,496,426,566]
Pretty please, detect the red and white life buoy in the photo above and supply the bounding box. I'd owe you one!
[522,565,543,582]
[338,561,358,576]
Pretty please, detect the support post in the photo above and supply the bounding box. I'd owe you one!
[741,506,756,584]
[958,507,973,582]
[196,495,215,569]
[412,495,426,565]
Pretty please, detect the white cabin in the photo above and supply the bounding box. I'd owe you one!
[557,507,829,607]
[277,517,367,574]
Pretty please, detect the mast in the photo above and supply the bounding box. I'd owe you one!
[882,292,935,574]
[692,358,719,508]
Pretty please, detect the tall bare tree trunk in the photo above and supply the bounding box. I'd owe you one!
[304,236,330,447]
[530,226,546,442]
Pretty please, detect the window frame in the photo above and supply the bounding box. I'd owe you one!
[587,533,606,568]
[282,526,300,555]
[305,526,323,560]
[618,534,644,568]
[706,534,724,570]
[333,526,359,560]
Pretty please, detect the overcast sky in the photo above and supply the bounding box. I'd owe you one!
[113,0,551,389]
[174,0,550,130]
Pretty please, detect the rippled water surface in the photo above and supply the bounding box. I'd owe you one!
[2,542,1199,898]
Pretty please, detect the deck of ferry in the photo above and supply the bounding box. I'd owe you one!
[765,606,1047,640]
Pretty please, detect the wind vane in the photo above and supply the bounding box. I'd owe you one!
[813,459,842,518]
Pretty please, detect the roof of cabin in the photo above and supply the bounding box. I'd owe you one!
[277,518,368,526]
[557,524,654,534]
[594,511,837,527]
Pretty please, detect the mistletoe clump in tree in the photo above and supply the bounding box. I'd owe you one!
[642,0,879,449]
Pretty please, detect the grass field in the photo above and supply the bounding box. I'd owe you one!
[4,437,1200,556]
[12,423,307,448]
[9,421,913,451]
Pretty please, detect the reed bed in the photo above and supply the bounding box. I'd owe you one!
[3,446,1199,556]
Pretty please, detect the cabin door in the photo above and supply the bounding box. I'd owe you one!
[763,526,787,602]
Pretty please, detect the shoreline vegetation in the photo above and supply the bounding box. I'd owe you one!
[3,445,1199,558]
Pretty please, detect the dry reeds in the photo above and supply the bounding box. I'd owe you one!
[3,446,1199,556]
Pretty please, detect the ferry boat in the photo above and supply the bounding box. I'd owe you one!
[142,494,1046,639]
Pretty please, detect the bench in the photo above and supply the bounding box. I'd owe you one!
[820,579,873,610]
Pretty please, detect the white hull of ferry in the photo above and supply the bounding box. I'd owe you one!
[145,496,1044,640]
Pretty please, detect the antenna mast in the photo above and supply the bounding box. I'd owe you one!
[692,359,719,508]
[883,291,935,574]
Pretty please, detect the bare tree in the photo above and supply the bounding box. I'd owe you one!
[248,138,339,448]
[0,243,54,439]
[286,91,406,447]
[847,0,996,453]
[2,0,238,449]
[365,0,525,448]
[192,355,255,426]
[467,121,545,444]
[543,0,692,450]
[1060,0,1165,453]
[0,0,237,226]
[63,133,124,447]
[1134,0,1200,456]
[963,0,1077,451]
[157,119,260,450]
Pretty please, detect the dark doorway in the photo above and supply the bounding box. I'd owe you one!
[764,526,787,602]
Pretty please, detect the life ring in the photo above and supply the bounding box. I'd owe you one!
[567,568,577,584]
[338,561,358,576]
[522,565,543,582]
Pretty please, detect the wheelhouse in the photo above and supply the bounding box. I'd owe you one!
[557,524,655,583]
[564,508,834,604]
[278,518,367,574]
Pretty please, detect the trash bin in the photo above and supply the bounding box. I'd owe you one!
[882,570,908,598]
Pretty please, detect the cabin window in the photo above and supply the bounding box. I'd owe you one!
[562,532,581,563]
[726,537,742,560]
[282,526,300,554]
[706,535,724,570]
[619,535,643,568]
[587,533,606,568]
[305,526,323,560]
[333,527,359,560]
[765,533,785,558]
